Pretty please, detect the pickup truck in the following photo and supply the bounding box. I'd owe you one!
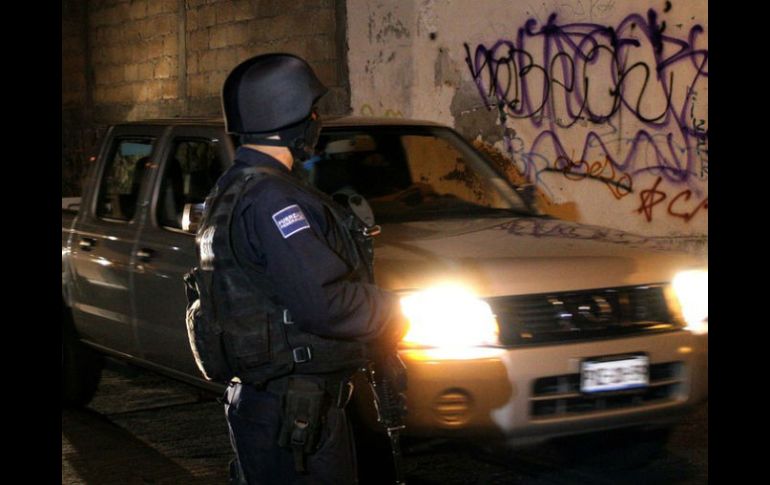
[62,117,707,452]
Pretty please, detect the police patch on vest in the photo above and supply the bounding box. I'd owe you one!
[272,204,310,239]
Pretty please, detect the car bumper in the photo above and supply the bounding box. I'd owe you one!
[352,330,707,444]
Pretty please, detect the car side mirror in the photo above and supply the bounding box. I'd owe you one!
[182,202,205,233]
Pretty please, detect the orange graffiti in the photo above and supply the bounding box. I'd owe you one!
[554,155,633,200]
[668,190,709,222]
[636,176,708,223]
[636,176,667,222]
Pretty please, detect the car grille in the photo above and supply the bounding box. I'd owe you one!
[489,285,680,346]
[530,362,684,420]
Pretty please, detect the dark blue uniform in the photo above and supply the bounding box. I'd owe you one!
[220,147,402,484]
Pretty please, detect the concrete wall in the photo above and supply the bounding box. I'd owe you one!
[346,0,708,250]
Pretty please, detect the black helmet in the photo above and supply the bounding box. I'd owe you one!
[222,53,328,134]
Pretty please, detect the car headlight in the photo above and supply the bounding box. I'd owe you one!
[399,286,499,348]
[672,269,708,335]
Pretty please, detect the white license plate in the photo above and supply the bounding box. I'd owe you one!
[580,355,649,393]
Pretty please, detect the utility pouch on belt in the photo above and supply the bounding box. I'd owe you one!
[277,377,327,473]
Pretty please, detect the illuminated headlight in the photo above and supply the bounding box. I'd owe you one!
[399,286,499,347]
[672,270,708,334]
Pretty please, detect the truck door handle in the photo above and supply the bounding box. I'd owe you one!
[136,248,156,262]
[79,237,96,250]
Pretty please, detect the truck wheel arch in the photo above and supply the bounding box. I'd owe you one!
[62,300,104,407]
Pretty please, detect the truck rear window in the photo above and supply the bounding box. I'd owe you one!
[157,138,224,230]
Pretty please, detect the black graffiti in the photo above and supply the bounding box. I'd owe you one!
[464,9,708,189]
[690,90,708,180]
[464,10,706,128]
[549,154,634,199]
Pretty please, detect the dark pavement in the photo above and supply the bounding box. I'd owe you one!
[62,363,707,484]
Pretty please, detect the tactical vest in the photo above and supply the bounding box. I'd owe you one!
[184,165,370,386]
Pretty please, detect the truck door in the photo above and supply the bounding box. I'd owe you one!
[132,125,232,374]
[68,125,166,357]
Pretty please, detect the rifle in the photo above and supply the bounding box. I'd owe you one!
[364,350,408,485]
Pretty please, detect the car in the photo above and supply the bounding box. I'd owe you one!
[62,116,707,451]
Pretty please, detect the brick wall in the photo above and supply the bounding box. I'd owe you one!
[62,0,350,195]
[185,0,348,116]
[63,0,100,196]
[62,2,88,111]
[87,0,181,122]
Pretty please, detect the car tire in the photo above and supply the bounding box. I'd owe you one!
[62,307,103,407]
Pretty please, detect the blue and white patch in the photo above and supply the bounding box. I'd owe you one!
[272,204,311,239]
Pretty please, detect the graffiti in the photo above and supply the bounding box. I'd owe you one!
[690,90,708,180]
[550,154,633,199]
[636,175,667,222]
[526,0,617,23]
[500,218,675,250]
[464,10,708,125]
[635,176,708,223]
[498,128,689,201]
[463,9,708,192]
[668,189,708,222]
[360,103,404,118]
[502,131,553,192]
[472,138,581,221]
[695,131,707,180]
[500,218,706,254]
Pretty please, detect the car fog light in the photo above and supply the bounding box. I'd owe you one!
[434,389,473,426]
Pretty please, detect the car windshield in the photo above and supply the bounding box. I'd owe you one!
[312,125,532,222]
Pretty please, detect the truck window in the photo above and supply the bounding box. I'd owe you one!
[157,139,224,229]
[95,139,154,221]
[314,127,527,222]
[401,134,508,209]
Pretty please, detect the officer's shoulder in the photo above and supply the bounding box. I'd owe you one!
[240,173,309,207]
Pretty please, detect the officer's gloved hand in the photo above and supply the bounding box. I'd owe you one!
[377,297,409,352]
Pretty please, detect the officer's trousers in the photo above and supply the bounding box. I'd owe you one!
[223,380,358,485]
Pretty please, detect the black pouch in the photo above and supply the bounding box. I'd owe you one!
[221,311,271,372]
[277,377,327,473]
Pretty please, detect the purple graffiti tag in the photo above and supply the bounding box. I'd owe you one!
[463,9,708,195]
[497,218,678,251]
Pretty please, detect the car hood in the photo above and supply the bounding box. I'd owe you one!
[373,217,705,296]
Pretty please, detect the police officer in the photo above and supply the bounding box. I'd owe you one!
[209,53,407,484]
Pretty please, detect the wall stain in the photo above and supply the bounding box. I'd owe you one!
[360,103,404,117]
[375,12,411,43]
[450,82,502,144]
[434,47,462,87]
